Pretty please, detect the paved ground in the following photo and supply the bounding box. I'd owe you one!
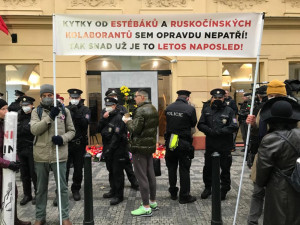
[17,148,260,225]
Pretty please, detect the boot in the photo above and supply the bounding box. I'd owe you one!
[201,188,211,199]
[103,190,114,198]
[20,195,32,206]
[168,187,179,200]
[72,191,81,201]
[62,219,72,225]
[110,197,123,205]
[33,220,46,225]
[221,190,228,201]
[179,195,197,204]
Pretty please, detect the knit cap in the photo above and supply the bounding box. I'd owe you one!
[40,84,54,96]
[266,80,287,96]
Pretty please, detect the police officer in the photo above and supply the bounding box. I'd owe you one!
[8,90,25,112]
[238,92,252,149]
[102,88,138,190]
[17,96,37,206]
[165,90,197,204]
[98,97,129,205]
[197,88,238,200]
[66,88,90,201]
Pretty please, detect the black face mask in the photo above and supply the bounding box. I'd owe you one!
[212,100,223,109]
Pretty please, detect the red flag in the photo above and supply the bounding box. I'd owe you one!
[0,16,9,35]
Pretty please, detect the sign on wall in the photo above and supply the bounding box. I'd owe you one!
[54,13,263,57]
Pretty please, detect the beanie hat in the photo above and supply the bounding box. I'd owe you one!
[40,84,54,96]
[266,80,287,96]
[0,99,8,109]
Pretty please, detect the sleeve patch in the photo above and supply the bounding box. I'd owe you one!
[233,118,237,123]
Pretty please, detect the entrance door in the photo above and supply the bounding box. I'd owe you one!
[101,71,158,110]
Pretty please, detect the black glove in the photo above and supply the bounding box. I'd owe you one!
[52,135,64,146]
[247,152,255,169]
[210,130,221,136]
[8,161,20,172]
[49,107,60,120]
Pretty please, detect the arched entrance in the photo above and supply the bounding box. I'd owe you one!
[85,56,172,144]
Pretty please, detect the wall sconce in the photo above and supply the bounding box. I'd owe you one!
[222,69,230,76]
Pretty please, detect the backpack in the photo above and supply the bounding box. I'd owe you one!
[276,132,300,193]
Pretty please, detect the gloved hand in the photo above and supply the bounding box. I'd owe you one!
[210,130,221,136]
[52,135,64,146]
[247,152,255,169]
[49,107,60,120]
[8,161,20,172]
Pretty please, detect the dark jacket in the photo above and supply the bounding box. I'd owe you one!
[0,120,11,209]
[224,96,238,115]
[99,109,128,159]
[67,102,90,140]
[17,109,34,151]
[165,97,197,138]
[197,103,238,151]
[126,101,159,155]
[256,128,300,225]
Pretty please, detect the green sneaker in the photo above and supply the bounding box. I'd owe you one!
[131,206,152,217]
[140,202,158,211]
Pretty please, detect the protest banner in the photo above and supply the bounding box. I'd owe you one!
[1,112,18,225]
[54,13,263,57]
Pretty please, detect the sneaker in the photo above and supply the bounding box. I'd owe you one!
[201,188,212,199]
[150,202,158,211]
[131,206,152,217]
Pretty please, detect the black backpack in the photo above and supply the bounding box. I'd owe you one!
[276,132,300,193]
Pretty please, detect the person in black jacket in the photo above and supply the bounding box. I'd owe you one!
[66,88,90,201]
[17,96,37,206]
[98,97,129,205]
[102,89,138,190]
[8,90,25,112]
[197,88,238,200]
[165,90,197,204]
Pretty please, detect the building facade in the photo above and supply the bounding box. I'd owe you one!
[1,0,300,148]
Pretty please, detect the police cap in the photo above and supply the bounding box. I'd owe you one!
[15,90,25,97]
[20,96,35,106]
[257,85,267,95]
[210,88,225,98]
[104,97,118,106]
[243,92,252,97]
[176,90,191,97]
[67,89,83,98]
[105,88,118,97]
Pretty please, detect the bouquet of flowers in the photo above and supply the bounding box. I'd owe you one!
[153,144,166,159]
[86,145,103,161]
[120,86,136,113]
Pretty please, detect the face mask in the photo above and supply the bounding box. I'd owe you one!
[268,96,275,100]
[41,97,54,107]
[106,106,113,112]
[15,96,19,100]
[212,100,223,109]
[70,99,79,105]
[113,97,118,100]
[22,106,31,113]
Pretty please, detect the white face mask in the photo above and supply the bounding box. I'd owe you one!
[113,97,118,100]
[106,106,113,112]
[22,106,31,113]
[15,96,19,100]
[268,96,275,100]
[70,99,79,105]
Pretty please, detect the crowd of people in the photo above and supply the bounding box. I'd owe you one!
[0,79,300,224]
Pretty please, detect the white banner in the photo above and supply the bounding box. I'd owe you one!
[54,13,263,57]
[1,112,17,225]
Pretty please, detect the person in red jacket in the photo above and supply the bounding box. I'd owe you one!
[0,99,31,225]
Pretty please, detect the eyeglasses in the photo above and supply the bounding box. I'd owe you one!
[134,95,142,98]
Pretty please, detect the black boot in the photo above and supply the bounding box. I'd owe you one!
[179,195,197,204]
[221,190,228,201]
[201,188,211,199]
[72,191,81,201]
[20,195,32,206]
[110,197,123,205]
[168,187,179,200]
[103,190,114,198]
